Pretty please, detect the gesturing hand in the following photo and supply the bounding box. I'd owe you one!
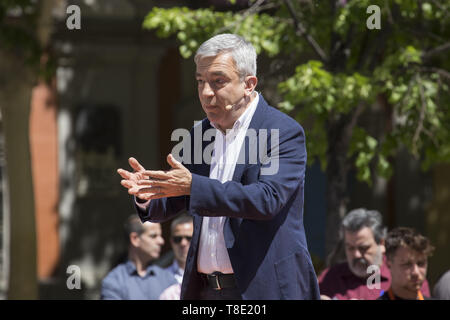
[117,154,192,201]
[117,157,154,201]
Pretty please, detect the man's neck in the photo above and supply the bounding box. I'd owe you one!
[216,92,257,133]
[129,252,152,277]
[175,259,185,271]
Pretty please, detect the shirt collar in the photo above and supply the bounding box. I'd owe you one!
[125,260,156,277]
[169,260,184,276]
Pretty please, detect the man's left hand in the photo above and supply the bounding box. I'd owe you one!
[136,154,192,199]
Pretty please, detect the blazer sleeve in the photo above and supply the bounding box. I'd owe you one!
[188,122,306,221]
[133,132,198,223]
[135,195,188,223]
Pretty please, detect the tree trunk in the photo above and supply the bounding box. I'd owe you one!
[0,0,55,299]
[324,105,365,267]
[325,121,351,267]
[0,51,38,299]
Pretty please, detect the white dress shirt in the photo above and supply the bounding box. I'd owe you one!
[136,94,260,275]
[166,260,184,284]
[197,94,259,274]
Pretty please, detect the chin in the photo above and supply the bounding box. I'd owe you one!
[349,266,367,278]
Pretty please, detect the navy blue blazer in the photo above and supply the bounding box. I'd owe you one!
[136,94,320,300]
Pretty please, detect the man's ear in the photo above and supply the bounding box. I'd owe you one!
[380,239,386,254]
[129,232,140,248]
[244,76,258,96]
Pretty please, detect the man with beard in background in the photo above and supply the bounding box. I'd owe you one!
[318,208,430,300]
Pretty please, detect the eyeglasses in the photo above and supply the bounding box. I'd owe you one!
[172,236,192,244]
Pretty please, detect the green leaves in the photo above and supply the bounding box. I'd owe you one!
[142,7,290,58]
[373,44,446,167]
[143,1,450,185]
[278,60,373,118]
[143,7,225,58]
[278,60,378,175]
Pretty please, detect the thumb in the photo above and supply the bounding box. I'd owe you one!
[167,154,182,169]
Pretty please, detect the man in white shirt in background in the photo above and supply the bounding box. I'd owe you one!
[159,214,193,300]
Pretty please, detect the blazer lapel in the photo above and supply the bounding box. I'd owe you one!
[224,94,268,248]
[231,93,268,182]
[192,119,214,177]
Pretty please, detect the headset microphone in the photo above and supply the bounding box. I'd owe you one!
[225,94,247,111]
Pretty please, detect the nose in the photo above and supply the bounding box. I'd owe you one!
[411,263,420,276]
[353,249,363,259]
[201,81,214,97]
[158,235,165,246]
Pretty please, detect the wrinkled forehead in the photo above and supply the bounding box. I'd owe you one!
[344,226,377,245]
[195,53,239,75]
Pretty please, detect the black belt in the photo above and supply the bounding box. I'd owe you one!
[201,272,236,290]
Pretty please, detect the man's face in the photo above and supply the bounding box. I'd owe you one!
[387,246,428,295]
[136,222,164,261]
[195,53,251,131]
[170,222,193,266]
[344,227,384,278]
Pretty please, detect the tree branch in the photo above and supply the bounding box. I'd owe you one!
[412,76,426,155]
[283,0,328,63]
[214,0,281,35]
[429,0,450,20]
[422,42,450,60]
[420,66,450,81]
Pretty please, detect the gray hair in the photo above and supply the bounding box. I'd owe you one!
[341,208,387,244]
[194,33,257,80]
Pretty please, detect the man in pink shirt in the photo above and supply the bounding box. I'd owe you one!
[319,208,430,300]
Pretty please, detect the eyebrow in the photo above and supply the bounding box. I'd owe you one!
[196,71,228,78]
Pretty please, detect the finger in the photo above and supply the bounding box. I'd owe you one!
[136,188,164,198]
[128,185,155,195]
[137,184,163,192]
[136,194,151,201]
[167,154,183,169]
[117,168,133,179]
[145,193,169,200]
[142,170,169,180]
[128,187,139,195]
[136,180,170,187]
[135,192,155,201]
[128,157,146,172]
[121,180,134,189]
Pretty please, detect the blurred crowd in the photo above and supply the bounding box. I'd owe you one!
[100,208,449,300]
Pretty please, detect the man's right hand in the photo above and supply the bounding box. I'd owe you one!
[117,157,157,201]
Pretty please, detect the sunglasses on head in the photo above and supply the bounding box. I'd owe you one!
[172,236,192,244]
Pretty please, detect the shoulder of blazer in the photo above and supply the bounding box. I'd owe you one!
[250,94,303,134]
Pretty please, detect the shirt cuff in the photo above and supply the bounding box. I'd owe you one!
[134,196,150,210]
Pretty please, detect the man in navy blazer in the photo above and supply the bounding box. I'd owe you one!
[118,34,320,300]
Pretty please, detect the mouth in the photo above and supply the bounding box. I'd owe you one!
[353,259,368,268]
[411,279,422,286]
[205,104,218,110]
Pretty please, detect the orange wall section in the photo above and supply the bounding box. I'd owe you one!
[29,82,60,280]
